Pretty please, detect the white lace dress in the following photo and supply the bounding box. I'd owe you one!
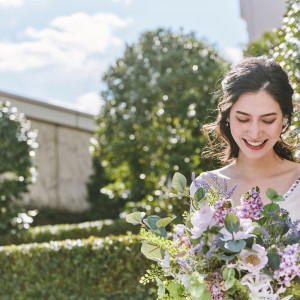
[280,175,300,221]
[190,173,300,222]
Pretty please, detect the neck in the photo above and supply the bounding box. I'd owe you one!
[233,151,284,180]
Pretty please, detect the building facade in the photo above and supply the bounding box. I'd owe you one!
[0,91,96,212]
[240,0,287,41]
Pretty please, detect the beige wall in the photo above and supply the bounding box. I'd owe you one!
[240,0,287,41]
[0,91,96,212]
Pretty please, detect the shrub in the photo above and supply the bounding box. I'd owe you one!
[0,100,38,234]
[0,235,155,299]
[0,218,139,245]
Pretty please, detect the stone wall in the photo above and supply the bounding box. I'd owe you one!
[0,91,96,212]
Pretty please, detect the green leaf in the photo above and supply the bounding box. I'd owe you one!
[156,217,175,227]
[146,215,161,230]
[141,240,164,260]
[144,216,167,237]
[266,188,285,202]
[215,253,237,261]
[224,212,240,233]
[156,277,165,299]
[189,272,211,300]
[126,212,141,224]
[224,240,246,253]
[194,187,205,202]
[172,172,187,192]
[267,252,280,270]
[263,203,280,212]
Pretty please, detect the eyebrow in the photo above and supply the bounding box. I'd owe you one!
[235,111,278,117]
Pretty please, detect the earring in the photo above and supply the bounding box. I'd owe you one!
[282,117,288,128]
[225,117,229,127]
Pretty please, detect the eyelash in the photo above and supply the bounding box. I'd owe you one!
[237,119,275,124]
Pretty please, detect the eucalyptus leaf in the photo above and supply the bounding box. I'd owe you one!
[267,252,280,270]
[189,272,211,300]
[156,277,165,299]
[224,240,246,253]
[224,212,240,233]
[156,217,175,227]
[145,216,167,237]
[215,253,237,261]
[266,188,284,202]
[145,216,161,230]
[266,188,278,200]
[263,203,280,212]
[141,240,164,260]
[194,188,205,202]
[126,212,141,224]
[172,172,187,192]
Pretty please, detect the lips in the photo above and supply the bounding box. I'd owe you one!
[243,139,268,150]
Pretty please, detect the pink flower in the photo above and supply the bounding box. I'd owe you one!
[190,202,216,239]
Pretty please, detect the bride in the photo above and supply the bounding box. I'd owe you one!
[191,56,300,221]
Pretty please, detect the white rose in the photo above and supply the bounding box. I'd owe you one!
[238,244,268,274]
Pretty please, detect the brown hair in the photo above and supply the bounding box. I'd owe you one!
[203,56,295,163]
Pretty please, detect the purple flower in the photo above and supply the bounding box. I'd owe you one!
[237,187,263,221]
[213,198,235,225]
[274,243,300,287]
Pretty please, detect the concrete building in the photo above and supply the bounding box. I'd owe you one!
[0,90,96,212]
[240,0,287,41]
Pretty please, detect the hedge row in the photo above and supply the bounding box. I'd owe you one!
[0,218,139,245]
[0,235,156,299]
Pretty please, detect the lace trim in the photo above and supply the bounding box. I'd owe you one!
[283,176,300,199]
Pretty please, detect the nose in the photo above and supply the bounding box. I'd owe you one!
[248,122,262,139]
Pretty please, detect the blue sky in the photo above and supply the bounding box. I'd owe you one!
[0,0,248,114]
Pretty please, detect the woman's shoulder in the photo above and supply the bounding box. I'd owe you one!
[190,164,234,196]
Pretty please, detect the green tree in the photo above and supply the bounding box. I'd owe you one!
[244,0,299,160]
[92,29,229,217]
[0,100,38,234]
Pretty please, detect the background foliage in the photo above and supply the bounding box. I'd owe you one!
[0,100,38,234]
[0,235,155,300]
[89,28,229,218]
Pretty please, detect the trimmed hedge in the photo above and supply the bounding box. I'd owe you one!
[0,218,139,245]
[0,235,156,299]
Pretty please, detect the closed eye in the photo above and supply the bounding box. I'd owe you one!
[237,119,248,123]
[262,120,275,124]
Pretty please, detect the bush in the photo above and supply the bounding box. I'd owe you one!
[0,100,38,234]
[0,235,155,299]
[0,218,139,245]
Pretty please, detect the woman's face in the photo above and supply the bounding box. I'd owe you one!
[229,90,285,160]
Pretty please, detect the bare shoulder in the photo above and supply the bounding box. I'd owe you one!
[201,164,234,183]
[281,160,300,176]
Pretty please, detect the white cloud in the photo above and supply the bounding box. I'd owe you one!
[49,92,105,115]
[0,0,24,8]
[0,12,133,72]
[222,47,243,64]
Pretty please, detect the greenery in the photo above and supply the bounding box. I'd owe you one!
[0,218,139,246]
[0,235,155,299]
[91,28,229,218]
[0,100,38,234]
[85,156,120,220]
[244,0,300,159]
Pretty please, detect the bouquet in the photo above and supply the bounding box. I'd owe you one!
[126,172,300,299]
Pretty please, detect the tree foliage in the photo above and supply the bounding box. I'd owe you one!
[91,29,229,217]
[244,0,300,159]
[0,100,38,234]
